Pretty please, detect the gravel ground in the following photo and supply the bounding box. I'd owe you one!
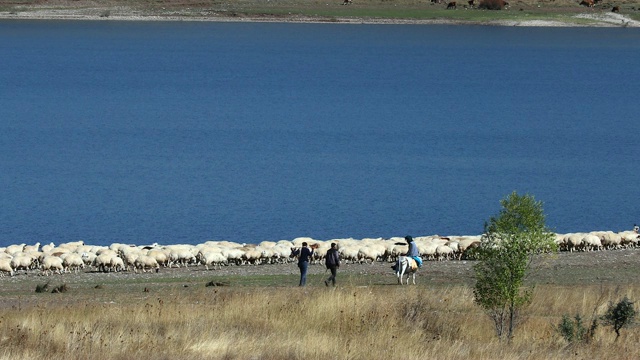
[1,2,639,26]
[1,247,639,309]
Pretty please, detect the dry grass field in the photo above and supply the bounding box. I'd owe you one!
[1,249,639,359]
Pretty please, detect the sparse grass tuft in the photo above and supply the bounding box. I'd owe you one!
[35,282,50,293]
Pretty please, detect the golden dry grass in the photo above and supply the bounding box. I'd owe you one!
[1,284,638,360]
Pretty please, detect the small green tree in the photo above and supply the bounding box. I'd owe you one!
[473,191,557,342]
[555,313,598,344]
[602,296,636,341]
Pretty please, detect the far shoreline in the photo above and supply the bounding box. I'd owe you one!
[1,7,639,27]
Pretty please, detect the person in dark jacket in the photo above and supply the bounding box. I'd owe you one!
[324,243,341,287]
[291,242,314,286]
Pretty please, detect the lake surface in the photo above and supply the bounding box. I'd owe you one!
[1,20,639,247]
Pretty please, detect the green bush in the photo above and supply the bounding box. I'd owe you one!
[35,282,50,293]
[556,314,597,344]
[478,0,505,10]
[602,297,636,341]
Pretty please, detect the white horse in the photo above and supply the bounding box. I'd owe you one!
[392,256,418,285]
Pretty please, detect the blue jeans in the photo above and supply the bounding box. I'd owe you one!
[298,261,309,286]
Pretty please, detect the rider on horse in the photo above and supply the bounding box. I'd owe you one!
[405,235,422,267]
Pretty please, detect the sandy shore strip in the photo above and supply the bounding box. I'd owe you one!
[1,6,639,27]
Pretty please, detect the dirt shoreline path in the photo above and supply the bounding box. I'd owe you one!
[1,5,639,27]
[1,247,639,310]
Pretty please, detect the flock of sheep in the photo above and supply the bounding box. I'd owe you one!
[0,229,638,277]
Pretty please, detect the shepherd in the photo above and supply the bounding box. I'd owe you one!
[404,235,422,268]
[290,242,316,286]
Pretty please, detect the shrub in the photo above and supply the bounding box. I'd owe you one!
[555,314,597,344]
[478,0,505,10]
[51,284,68,293]
[35,282,50,293]
[602,297,636,341]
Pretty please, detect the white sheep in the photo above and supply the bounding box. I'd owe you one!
[95,248,118,257]
[0,258,14,277]
[134,255,160,273]
[23,242,41,253]
[81,252,97,267]
[110,256,125,272]
[457,236,481,257]
[41,256,64,276]
[62,253,85,273]
[270,245,293,264]
[601,232,622,249]
[222,248,244,265]
[93,254,116,273]
[357,245,384,264]
[618,231,639,248]
[242,249,263,265]
[564,233,585,252]
[200,251,228,270]
[146,249,169,267]
[40,242,56,253]
[418,242,438,261]
[11,254,35,272]
[119,248,140,271]
[581,234,602,251]
[338,245,360,264]
[172,249,197,267]
[5,244,25,255]
[436,244,455,261]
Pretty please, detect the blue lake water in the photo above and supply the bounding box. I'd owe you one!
[1,20,639,247]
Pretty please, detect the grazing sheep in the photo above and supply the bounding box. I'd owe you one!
[41,256,64,276]
[0,258,14,277]
[618,231,639,248]
[63,253,85,273]
[81,252,97,267]
[200,251,228,270]
[168,248,197,268]
[41,242,56,253]
[419,242,439,261]
[119,248,140,271]
[270,245,293,264]
[436,244,455,261]
[146,249,169,267]
[601,232,622,249]
[581,234,602,251]
[338,245,360,264]
[457,236,481,253]
[357,245,384,264]
[5,244,25,255]
[222,248,244,265]
[11,254,35,272]
[23,242,41,253]
[110,256,125,272]
[242,249,264,265]
[554,233,567,251]
[93,254,117,273]
[95,248,118,257]
[134,255,160,273]
[564,233,585,252]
